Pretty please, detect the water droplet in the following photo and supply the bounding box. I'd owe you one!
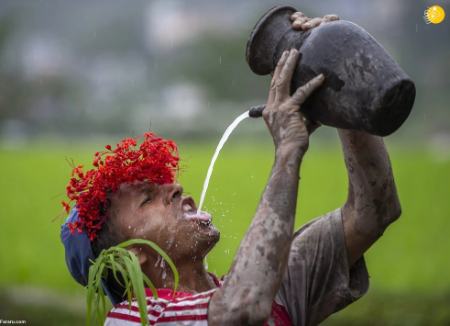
[154,255,162,267]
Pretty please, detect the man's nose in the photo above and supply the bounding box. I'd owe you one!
[163,183,183,205]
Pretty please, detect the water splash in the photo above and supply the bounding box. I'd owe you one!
[197,111,250,213]
[154,255,162,267]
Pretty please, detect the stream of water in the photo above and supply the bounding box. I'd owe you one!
[197,110,250,213]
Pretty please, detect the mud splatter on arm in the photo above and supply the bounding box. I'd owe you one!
[338,129,401,266]
[209,49,325,326]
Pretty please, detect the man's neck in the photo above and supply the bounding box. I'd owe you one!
[142,258,217,293]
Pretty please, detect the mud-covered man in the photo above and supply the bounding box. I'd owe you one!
[62,12,401,326]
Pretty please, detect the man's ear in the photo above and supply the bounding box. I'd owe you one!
[128,246,148,266]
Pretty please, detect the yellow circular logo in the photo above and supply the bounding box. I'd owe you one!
[424,5,446,24]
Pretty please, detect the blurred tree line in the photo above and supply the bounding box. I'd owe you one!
[0,0,448,141]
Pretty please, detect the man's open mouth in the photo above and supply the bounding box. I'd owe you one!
[181,197,212,227]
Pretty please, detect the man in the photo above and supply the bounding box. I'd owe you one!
[61,12,401,326]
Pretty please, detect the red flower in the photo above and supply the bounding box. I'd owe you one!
[62,132,179,241]
[61,201,71,213]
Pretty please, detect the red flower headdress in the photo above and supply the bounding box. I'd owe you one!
[62,132,179,241]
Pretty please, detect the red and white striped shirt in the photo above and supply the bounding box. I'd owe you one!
[105,276,291,325]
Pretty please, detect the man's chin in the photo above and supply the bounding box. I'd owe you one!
[195,225,220,256]
[187,217,219,238]
[198,224,220,244]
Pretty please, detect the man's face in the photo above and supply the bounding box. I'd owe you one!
[108,181,220,263]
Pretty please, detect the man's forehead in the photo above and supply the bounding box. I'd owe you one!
[117,181,158,195]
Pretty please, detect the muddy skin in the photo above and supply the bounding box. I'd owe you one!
[339,129,401,266]
[210,13,400,325]
[109,181,220,293]
[209,49,325,325]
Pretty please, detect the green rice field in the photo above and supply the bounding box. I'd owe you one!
[1,138,449,324]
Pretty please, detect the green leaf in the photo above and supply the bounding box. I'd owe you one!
[85,238,179,326]
[118,239,179,292]
[122,254,149,326]
[142,273,158,299]
[107,254,122,287]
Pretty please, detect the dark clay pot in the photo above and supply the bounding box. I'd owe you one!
[246,6,416,136]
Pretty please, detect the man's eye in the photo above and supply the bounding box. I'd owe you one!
[141,197,152,206]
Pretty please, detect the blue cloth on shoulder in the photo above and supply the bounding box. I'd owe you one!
[60,208,124,305]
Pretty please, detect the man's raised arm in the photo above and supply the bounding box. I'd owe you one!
[339,130,402,266]
[209,49,324,326]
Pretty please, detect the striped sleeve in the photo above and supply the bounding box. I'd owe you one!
[104,289,216,325]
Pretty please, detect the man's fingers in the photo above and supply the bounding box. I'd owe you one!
[290,12,305,21]
[323,14,339,22]
[292,13,339,31]
[272,50,289,82]
[302,17,323,30]
[292,17,310,30]
[276,49,300,99]
[269,50,289,101]
[291,74,325,105]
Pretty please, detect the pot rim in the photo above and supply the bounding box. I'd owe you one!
[246,5,297,75]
